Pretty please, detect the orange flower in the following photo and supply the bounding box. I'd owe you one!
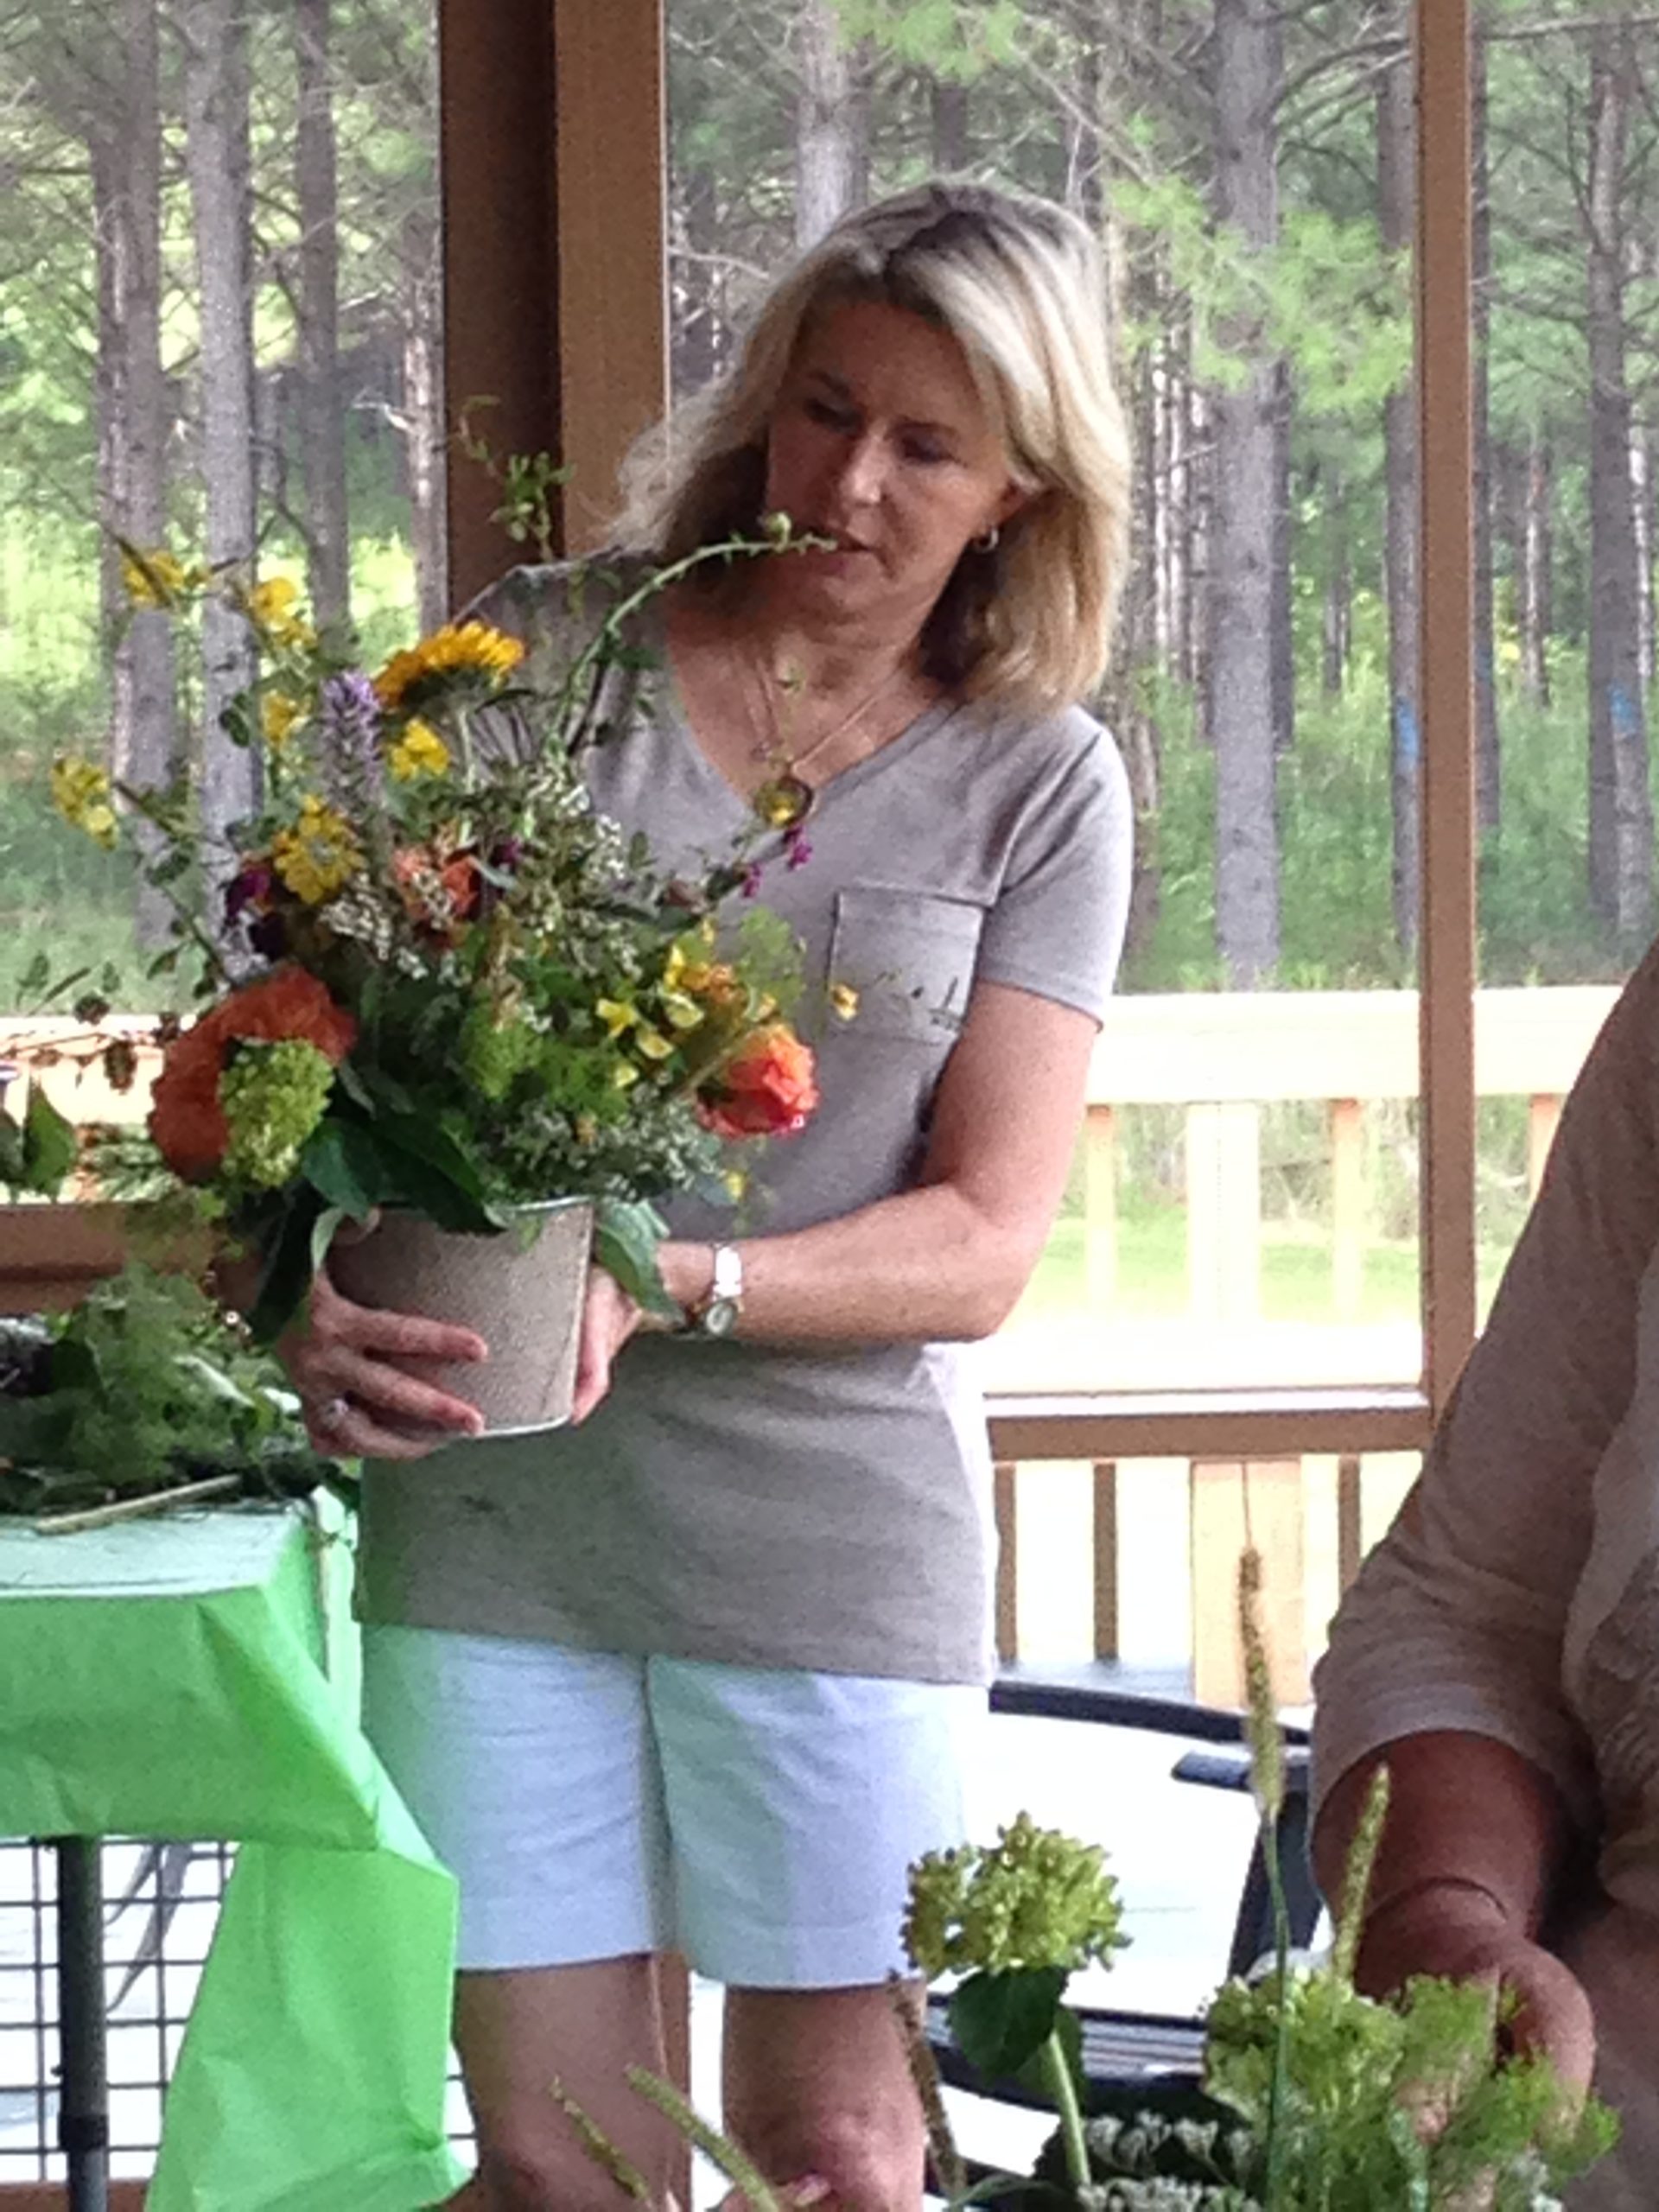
[696,1023,819,1141]
[392,845,480,936]
[149,967,357,1183]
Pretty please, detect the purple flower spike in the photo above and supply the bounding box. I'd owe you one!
[318,671,384,798]
[784,827,813,871]
[741,861,764,900]
[492,836,526,871]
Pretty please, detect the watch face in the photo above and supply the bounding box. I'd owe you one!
[702,1296,740,1338]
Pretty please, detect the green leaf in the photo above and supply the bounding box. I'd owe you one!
[594,1197,676,1318]
[949,1968,1068,2083]
[0,1116,26,1188]
[248,1188,327,1344]
[309,1205,348,1277]
[300,1118,391,1220]
[22,1084,78,1194]
[1014,2002,1082,2102]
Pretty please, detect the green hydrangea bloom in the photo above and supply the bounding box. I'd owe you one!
[219,1038,337,1188]
[903,1811,1127,1977]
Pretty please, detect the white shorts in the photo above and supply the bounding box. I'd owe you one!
[360,1624,987,1987]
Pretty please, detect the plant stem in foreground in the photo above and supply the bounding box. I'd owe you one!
[1039,2025,1090,2200]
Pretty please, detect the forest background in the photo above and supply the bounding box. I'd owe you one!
[0,0,1650,1332]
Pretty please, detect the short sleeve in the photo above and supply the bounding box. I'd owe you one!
[975,713,1134,1022]
[454,559,643,766]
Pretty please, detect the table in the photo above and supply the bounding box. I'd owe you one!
[0,1501,464,2211]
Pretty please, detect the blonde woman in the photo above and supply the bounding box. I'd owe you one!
[283,181,1133,2212]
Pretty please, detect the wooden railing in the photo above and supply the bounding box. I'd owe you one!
[1077,986,1617,1324]
[0,986,1624,1708]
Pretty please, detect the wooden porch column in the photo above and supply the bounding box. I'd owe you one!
[440,0,668,601]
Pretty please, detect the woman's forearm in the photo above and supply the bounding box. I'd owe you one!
[1313,1730,1573,1942]
[659,1178,1040,1343]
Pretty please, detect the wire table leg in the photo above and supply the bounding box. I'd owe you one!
[54,1838,109,2212]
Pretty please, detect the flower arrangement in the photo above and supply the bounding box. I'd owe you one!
[48,531,825,1340]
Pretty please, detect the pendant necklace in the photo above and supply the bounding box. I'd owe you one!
[747,648,915,831]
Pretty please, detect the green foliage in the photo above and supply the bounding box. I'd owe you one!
[0,1264,340,1517]
[0,1083,79,1199]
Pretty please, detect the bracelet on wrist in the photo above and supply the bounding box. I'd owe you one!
[1363,1872,1513,1931]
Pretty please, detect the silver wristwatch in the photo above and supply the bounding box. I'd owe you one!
[683,1243,744,1338]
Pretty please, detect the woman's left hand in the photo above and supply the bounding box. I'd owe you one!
[571,1265,645,1423]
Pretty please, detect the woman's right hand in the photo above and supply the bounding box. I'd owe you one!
[277,1264,490,1461]
[1358,1885,1598,2099]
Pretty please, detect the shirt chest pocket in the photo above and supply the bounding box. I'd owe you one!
[828,887,986,1047]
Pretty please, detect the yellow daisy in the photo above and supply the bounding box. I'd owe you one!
[387,719,453,782]
[596,998,639,1039]
[261,692,303,751]
[120,547,195,609]
[50,757,118,849]
[830,982,861,1022]
[243,575,315,650]
[270,794,361,906]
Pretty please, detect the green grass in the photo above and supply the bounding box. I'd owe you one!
[1026,1204,1509,1332]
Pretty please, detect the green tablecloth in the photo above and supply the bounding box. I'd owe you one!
[0,1500,465,2211]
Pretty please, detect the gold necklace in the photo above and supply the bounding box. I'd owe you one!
[747,647,916,830]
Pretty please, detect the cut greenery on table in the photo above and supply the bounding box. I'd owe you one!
[0,1264,347,1528]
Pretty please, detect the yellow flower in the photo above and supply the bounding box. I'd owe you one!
[388,719,453,782]
[658,990,705,1033]
[664,943,688,989]
[611,1059,640,1090]
[270,794,361,906]
[261,692,302,751]
[723,1168,748,1201]
[243,575,315,650]
[633,1026,674,1062]
[373,621,526,710]
[596,998,638,1038]
[830,982,860,1022]
[120,546,196,608]
[50,757,118,849]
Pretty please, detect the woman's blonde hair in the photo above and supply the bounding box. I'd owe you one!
[614,181,1131,714]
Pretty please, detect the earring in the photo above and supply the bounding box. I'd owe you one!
[974,524,1001,554]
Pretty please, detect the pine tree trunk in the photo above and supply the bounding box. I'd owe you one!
[794,0,868,248]
[182,0,259,868]
[1586,21,1652,944]
[1270,359,1294,756]
[1378,42,1421,957]
[92,0,176,946]
[1321,465,1350,697]
[1522,434,1552,705]
[672,161,721,395]
[930,75,969,172]
[1207,0,1281,982]
[402,205,447,632]
[1471,18,1500,836]
[296,0,350,630]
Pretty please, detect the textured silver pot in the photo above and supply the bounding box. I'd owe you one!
[327,1197,594,1436]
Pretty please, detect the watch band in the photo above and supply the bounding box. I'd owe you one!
[683,1243,744,1337]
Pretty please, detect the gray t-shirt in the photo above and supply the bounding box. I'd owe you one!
[355,563,1132,1683]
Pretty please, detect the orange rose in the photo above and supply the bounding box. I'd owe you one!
[148,967,357,1182]
[696,1023,819,1141]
